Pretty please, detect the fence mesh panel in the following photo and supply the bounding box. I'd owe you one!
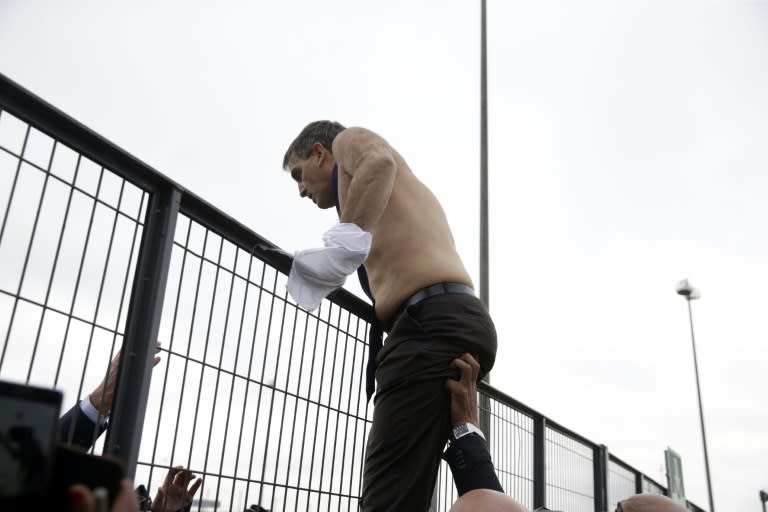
[608,458,637,511]
[643,476,666,495]
[0,78,710,512]
[0,108,147,453]
[545,427,595,512]
[483,395,535,509]
[134,214,372,511]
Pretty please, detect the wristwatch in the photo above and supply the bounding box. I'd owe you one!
[451,422,486,443]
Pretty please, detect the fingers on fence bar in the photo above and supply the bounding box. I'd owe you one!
[59,342,163,452]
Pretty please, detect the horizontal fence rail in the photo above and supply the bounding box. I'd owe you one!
[0,74,706,512]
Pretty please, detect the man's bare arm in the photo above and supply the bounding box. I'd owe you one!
[332,127,396,231]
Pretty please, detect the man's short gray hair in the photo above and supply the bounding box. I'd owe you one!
[282,120,346,170]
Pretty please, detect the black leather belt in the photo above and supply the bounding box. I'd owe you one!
[385,282,475,332]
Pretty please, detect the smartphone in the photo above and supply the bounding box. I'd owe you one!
[0,380,62,509]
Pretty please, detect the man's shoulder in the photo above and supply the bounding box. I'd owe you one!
[339,126,377,137]
[333,127,388,152]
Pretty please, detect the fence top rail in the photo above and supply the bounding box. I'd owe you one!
[179,189,375,321]
[0,72,375,322]
[610,453,639,473]
[478,380,599,450]
[642,474,668,493]
[0,73,178,194]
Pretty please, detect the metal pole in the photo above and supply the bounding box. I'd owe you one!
[634,471,644,495]
[532,415,547,509]
[593,445,609,512]
[104,186,181,478]
[686,299,715,512]
[478,0,492,445]
[480,1,488,310]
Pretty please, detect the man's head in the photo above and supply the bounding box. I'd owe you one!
[616,494,689,512]
[283,120,346,209]
[449,489,530,512]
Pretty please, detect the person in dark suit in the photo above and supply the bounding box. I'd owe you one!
[59,343,203,512]
[58,343,161,450]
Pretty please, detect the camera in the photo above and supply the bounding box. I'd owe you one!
[0,380,61,509]
[0,380,124,509]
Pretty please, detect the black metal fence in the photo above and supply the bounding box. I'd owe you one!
[0,74,705,512]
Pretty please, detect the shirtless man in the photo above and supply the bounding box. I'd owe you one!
[283,121,497,512]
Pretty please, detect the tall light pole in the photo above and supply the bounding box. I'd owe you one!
[478,0,492,442]
[759,489,768,512]
[480,1,488,310]
[675,279,715,512]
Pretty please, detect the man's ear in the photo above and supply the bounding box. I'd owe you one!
[312,142,330,165]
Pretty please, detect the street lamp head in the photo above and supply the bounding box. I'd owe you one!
[676,279,701,300]
[676,279,693,295]
[760,489,768,503]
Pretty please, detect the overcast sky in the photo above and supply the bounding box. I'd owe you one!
[1,1,767,510]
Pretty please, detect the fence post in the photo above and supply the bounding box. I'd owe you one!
[533,415,547,509]
[635,472,644,495]
[593,444,609,512]
[479,393,492,452]
[103,186,181,478]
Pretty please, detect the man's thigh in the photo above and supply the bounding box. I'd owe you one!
[361,368,450,512]
[360,295,497,511]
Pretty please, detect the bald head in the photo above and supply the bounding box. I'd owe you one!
[618,494,688,512]
[449,489,530,512]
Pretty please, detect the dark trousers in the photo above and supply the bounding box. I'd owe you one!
[360,293,497,512]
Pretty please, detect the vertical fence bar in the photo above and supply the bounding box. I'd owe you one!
[104,185,181,478]
[593,444,609,512]
[533,415,546,509]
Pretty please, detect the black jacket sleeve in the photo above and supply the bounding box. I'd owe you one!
[58,402,107,450]
[442,433,504,496]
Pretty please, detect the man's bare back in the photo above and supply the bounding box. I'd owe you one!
[333,127,473,322]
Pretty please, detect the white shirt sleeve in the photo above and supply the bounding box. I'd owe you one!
[79,397,109,427]
[287,223,372,311]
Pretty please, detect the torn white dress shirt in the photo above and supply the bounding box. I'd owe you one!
[287,223,372,311]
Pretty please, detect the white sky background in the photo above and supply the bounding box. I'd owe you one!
[1,0,767,510]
